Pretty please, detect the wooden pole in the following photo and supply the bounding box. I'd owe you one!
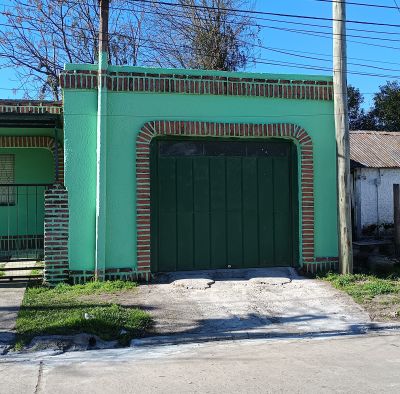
[333,0,353,274]
[393,184,400,257]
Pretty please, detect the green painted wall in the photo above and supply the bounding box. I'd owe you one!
[63,91,98,269]
[63,66,338,272]
[0,148,54,236]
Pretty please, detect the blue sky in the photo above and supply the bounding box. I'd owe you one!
[0,0,399,109]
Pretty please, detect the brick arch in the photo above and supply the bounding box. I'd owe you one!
[136,121,314,274]
[0,135,64,184]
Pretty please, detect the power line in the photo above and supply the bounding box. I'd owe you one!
[3,6,400,54]
[3,0,400,30]
[2,0,400,37]
[127,0,400,29]
[3,17,400,78]
[315,0,399,10]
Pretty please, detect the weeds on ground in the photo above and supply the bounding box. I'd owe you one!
[319,272,400,303]
[15,280,151,349]
[0,263,4,277]
[30,261,44,276]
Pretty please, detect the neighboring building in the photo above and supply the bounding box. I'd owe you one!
[0,101,63,262]
[1,65,339,283]
[350,131,400,240]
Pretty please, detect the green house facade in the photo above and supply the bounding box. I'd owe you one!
[0,64,339,284]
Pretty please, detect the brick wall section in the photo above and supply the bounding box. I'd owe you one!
[0,135,64,184]
[0,100,62,114]
[44,184,69,285]
[60,70,333,101]
[136,120,330,274]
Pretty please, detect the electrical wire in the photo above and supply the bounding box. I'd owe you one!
[315,0,399,10]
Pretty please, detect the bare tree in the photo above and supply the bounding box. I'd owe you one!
[0,0,258,99]
[0,0,148,100]
[136,0,258,71]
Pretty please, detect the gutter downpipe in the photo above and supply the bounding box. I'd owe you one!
[95,0,109,280]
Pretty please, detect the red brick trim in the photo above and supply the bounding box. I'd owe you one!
[0,136,64,184]
[60,70,333,101]
[0,100,62,114]
[136,121,315,274]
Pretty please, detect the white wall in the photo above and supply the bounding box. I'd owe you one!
[353,168,400,233]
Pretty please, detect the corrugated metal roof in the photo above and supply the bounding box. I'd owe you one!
[350,131,400,168]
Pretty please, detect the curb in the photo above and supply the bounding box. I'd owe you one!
[131,323,400,348]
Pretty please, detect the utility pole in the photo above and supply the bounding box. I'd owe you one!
[333,0,353,274]
[95,0,109,280]
[99,0,109,59]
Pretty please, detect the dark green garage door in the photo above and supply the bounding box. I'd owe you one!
[150,139,297,272]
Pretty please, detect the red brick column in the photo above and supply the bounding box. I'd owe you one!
[136,121,315,274]
[44,184,69,285]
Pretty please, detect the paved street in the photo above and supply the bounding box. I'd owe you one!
[2,332,400,393]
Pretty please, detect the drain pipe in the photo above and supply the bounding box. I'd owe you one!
[95,0,109,280]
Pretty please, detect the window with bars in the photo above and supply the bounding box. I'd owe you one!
[0,154,16,205]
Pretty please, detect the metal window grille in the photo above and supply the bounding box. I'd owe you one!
[0,154,16,205]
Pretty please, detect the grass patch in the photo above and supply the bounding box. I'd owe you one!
[321,272,400,303]
[15,280,152,349]
[30,261,44,276]
[0,263,4,277]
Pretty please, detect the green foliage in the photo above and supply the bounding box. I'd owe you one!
[348,81,400,131]
[15,281,151,348]
[372,81,400,131]
[321,272,400,302]
[348,85,367,130]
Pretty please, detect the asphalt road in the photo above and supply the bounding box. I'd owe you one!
[2,332,400,393]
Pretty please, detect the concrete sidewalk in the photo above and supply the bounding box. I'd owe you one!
[0,282,26,352]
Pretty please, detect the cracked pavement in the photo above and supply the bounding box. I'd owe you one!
[118,267,373,343]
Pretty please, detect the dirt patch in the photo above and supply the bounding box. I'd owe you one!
[362,294,400,321]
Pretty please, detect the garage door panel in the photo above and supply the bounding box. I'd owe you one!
[227,211,243,267]
[243,210,259,267]
[242,158,259,267]
[210,158,226,211]
[176,158,193,212]
[210,159,227,268]
[158,212,177,271]
[226,158,242,211]
[158,158,176,212]
[194,213,211,269]
[226,158,243,267]
[210,211,227,268]
[274,156,292,265]
[176,158,195,270]
[177,212,194,270]
[258,158,274,265]
[193,158,210,212]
